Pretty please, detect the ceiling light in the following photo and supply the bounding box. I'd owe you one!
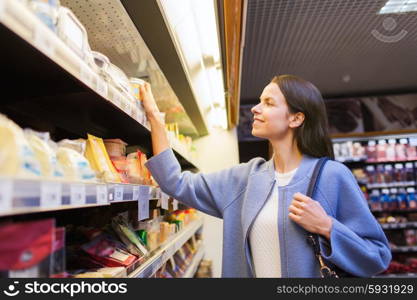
[379,0,417,14]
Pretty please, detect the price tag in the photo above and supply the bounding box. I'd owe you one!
[138,185,150,221]
[41,182,62,208]
[114,186,124,201]
[173,199,178,211]
[33,25,55,57]
[70,184,86,206]
[96,185,108,204]
[161,192,169,210]
[96,78,108,97]
[80,66,94,87]
[132,186,140,201]
[0,179,13,212]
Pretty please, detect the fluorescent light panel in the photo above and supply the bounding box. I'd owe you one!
[379,0,417,14]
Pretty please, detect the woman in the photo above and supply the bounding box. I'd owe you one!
[140,75,391,278]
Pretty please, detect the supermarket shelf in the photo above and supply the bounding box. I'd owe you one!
[391,246,417,253]
[121,0,209,136]
[372,209,417,214]
[381,222,417,230]
[183,245,205,278]
[0,0,199,171]
[128,218,204,278]
[342,159,417,165]
[374,273,417,278]
[0,177,160,218]
[367,182,416,189]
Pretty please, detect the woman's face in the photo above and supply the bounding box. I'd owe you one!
[251,82,295,140]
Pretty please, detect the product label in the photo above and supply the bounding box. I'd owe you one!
[33,24,55,57]
[114,186,124,201]
[138,185,150,221]
[161,192,169,210]
[96,185,108,204]
[0,179,13,212]
[40,182,62,208]
[70,184,86,206]
[132,186,140,201]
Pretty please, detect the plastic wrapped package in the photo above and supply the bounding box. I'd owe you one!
[24,129,63,178]
[0,114,41,178]
[107,63,132,97]
[56,147,96,181]
[126,152,144,184]
[56,6,94,67]
[104,139,127,157]
[129,77,146,101]
[109,156,129,183]
[57,139,87,155]
[28,0,60,32]
[85,134,121,183]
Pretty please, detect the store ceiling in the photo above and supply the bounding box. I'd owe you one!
[240,0,417,103]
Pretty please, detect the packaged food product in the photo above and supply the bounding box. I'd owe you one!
[57,139,87,155]
[104,139,127,157]
[407,137,417,160]
[28,0,60,32]
[85,134,121,183]
[405,163,415,185]
[0,219,55,278]
[109,156,129,183]
[107,63,132,96]
[111,216,148,257]
[386,139,397,162]
[81,234,138,268]
[73,267,126,278]
[129,77,146,101]
[370,190,381,211]
[396,139,408,161]
[51,227,66,277]
[24,129,63,178]
[56,147,96,181]
[377,140,387,162]
[366,140,377,162]
[0,114,41,178]
[56,7,90,61]
[407,187,417,209]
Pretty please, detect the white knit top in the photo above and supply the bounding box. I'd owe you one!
[249,168,298,278]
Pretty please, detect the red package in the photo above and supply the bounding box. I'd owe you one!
[0,219,55,277]
[81,234,137,268]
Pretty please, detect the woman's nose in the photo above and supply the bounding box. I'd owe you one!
[251,103,261,114]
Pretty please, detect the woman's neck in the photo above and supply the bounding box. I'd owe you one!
[270,136,303,173]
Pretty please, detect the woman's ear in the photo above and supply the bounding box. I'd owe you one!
[289,112,305,128]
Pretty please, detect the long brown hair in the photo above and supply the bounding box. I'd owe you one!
[271,75,334,159]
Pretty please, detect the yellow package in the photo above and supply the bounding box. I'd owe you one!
[0,114,41,178]
[85,134,121,183]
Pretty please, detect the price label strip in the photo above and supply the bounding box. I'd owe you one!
[132,186,140,201]
[161,192,169,210]
[70,184,86,206]
[41,182,62,208]
[138,185,150,221]
[96,185,108,204]
[114,186,124,202]
[0,179,13,212]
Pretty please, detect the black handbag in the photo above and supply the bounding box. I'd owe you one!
[305,157,353,278]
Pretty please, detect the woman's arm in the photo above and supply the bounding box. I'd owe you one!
[139,83,255,218]
[140,82,169,156]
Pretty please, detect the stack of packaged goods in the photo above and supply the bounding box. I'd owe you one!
[0,114,96,182]
[334,138,417,163]
[0,208,199,278]
[0,113,157,187]
[195,260,213,278]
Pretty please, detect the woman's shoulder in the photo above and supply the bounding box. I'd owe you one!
[226,156,270,176]
[321,159,356,184]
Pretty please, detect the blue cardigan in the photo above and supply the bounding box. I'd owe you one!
[145,149,392,277]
